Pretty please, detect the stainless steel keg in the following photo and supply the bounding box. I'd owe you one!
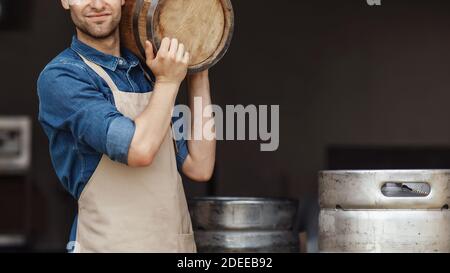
[319,170,450,253]
[189,197,300,253]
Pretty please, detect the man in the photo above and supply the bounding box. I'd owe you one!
[37,0,216,252]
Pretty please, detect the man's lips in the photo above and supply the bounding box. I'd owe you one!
[86,13,112,18]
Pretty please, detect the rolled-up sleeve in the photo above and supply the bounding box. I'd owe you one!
[106,116,135,164]
[37,62,135,164]
[172,114,189,171]
[175,138,189,171]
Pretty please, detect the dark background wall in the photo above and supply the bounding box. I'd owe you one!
[2,0,450,251]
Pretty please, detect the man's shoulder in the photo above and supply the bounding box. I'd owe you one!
[42,48,87,73]
[37,48,98,100]
[38,48,92,87]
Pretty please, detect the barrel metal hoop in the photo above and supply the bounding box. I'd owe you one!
[146,0,160,55]
[132,0,147,59]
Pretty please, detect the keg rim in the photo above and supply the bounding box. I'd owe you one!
[188,196,299,205]
[320,169,450,175]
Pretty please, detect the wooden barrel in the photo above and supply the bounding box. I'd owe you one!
[120,0,234,73]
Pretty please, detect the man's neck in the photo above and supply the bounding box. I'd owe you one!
[76,29,121,57]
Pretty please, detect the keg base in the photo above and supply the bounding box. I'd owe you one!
[195,230,300,253]
[319,209,450,253]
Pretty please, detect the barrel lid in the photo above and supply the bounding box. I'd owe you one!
[151,0,234,72]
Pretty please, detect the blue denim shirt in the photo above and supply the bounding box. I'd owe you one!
[37,36,189,200]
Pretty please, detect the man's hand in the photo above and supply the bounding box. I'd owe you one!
[145,37,190,86]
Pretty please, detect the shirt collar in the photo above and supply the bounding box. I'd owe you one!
[70,35,140,71]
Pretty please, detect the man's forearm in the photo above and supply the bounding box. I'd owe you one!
[183,71,216,180]
[127,81,179,167]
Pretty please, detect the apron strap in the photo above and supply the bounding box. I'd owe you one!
[77,53,121,94]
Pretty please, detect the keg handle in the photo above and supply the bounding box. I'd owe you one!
[380,182,431,197]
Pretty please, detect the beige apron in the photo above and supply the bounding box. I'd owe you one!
[73,55,196,253]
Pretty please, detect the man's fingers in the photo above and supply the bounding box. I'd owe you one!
[159,37,171,54]
[168,38,178,57]
[176,43,185,61]
[183,51,190,64]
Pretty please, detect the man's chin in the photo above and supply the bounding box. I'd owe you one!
[79,25,118,39]
[89,31,116,39]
